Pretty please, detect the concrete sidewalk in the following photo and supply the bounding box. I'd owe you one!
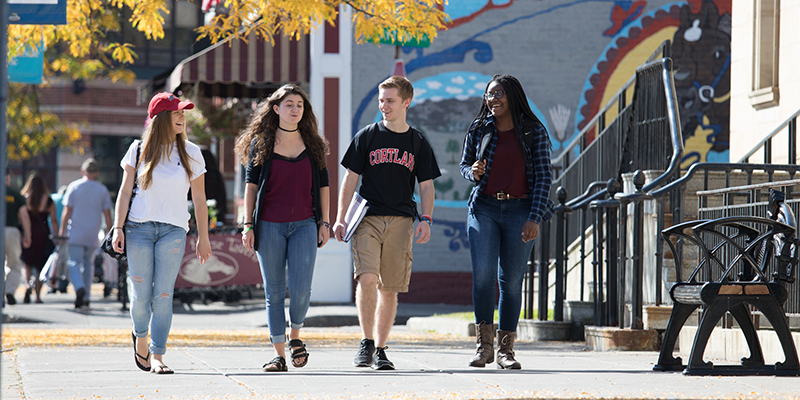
[5,340,799,399]
[3,287,800,399]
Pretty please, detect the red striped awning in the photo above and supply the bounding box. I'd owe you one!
[167,31,309,98]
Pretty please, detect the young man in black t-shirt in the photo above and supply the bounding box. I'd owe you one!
[334,76,441,370]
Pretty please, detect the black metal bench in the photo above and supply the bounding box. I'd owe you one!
[654,190,800,375]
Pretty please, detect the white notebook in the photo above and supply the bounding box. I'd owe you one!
[343,192,370,243]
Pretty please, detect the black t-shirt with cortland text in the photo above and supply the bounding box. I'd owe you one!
[341,122,441,217]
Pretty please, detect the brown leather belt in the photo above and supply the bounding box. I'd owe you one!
[484,191,529,200]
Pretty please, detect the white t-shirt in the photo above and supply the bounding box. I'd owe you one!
[120,139,206,232]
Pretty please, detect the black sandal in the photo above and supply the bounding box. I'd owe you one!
[132,332,150,372]
[262,356,287,372]
[289,339,309,368]
[151,364,174,375]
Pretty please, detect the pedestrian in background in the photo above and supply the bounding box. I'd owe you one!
[60,159,113,309]
[4,172,32,306]
[333,76,441,370]
[20,172,58,304]
[112,92,211,374]
[236,84,330,372]
[459,74,555,370]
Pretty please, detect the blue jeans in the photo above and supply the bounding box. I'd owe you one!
[256,218,317,344]
[468,195,536,331]
[67,244,96,301]
[125,221,186,355]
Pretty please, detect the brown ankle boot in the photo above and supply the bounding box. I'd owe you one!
[496,330,521,369]
[468,321,495,367]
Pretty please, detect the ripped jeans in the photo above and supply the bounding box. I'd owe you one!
[125,221,186,355]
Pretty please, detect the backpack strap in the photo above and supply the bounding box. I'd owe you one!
[127,142,141,223]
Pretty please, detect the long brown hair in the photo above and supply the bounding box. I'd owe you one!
[235,84,329,168]
[21,172,50,212]
[138,109,196,190]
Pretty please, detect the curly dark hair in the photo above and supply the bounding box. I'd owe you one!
[235,84,329,168]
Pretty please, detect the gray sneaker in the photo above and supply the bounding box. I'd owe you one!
[353,339,375,367]
[372,346,395,370]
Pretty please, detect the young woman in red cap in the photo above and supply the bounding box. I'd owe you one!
[112,92,212,374]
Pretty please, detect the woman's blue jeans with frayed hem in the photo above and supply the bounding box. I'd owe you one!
[256,218,317,344]
[468,195,536,332]
[125,221,186,355]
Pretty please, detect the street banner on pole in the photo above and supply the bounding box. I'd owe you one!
[8,0,66,25]
[8,42,44,84]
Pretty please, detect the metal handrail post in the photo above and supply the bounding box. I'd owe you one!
[580,210,587,301]
[554,187,572,322]
[595,178,620,326]
[655,196,665,306]
[589,202,603,326]
[606,197,619,327]
[525,245,536,320]
[790,117,797,165]
[538,219,551,321]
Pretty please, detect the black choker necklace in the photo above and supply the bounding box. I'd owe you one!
[279,126,299,132]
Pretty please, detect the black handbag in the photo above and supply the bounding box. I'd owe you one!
[101,143,140,262]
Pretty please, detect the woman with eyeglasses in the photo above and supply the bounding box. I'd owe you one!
[459,75,555,370]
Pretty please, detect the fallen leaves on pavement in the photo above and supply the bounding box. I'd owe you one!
[2,328,463,349]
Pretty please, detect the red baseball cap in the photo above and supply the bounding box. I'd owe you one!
[148,92,194,118]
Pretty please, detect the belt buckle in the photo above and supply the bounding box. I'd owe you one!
[496,191,509,200]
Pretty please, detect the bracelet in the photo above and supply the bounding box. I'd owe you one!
[243,222,253,226]
[420,216,433,226]
[112,227,124,231]
[242,227,253,234]
[321,221,331,228]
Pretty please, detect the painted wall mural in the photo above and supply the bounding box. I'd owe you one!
[350,0,731,276]
[443,0,515,27]
[576,0,731,166]
[672,1,731,165]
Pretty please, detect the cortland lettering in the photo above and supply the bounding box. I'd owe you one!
[369,148,415,171]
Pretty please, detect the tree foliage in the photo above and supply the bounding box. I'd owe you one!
[7,84,83,162]
[198,0,448,45]
[7,0,449,160]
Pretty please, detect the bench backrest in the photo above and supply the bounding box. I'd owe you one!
[663,189,799,286]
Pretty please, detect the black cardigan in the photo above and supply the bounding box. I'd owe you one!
[245,140,329,251]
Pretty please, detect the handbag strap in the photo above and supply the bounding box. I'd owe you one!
[123,142,141,225]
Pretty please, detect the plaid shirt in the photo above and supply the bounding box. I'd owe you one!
[459,115,556,223]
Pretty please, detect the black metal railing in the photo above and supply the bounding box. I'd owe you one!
[589,179,620,327]
[529,49,800,336]
[738,108,800,165]
[527,50,683,325]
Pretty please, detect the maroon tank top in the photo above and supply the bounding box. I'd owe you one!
[259,150,314,223]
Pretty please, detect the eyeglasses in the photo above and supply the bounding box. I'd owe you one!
[483,90,505,101]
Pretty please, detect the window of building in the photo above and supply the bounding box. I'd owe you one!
[749,0,780,109]
[115,0,203,77]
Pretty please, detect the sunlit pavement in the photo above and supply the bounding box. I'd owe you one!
[2,286,799,399]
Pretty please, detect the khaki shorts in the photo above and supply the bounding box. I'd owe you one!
[352,215,414,293]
